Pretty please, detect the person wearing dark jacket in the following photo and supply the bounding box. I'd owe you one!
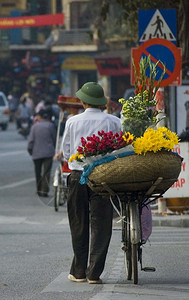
[27,109,56,197]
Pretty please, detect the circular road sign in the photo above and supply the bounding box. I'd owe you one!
[131,38,182,87]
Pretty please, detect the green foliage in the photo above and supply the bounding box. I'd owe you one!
[119,56,166,137]
[133,56,166,98]
[119,91,158,137]
[95,0,180,41]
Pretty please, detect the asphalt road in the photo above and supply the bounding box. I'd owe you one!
[0,123,189,300]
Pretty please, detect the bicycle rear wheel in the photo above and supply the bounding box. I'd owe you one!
[122,202,132,280]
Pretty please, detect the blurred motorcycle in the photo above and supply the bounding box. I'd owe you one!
[18,118,31,138]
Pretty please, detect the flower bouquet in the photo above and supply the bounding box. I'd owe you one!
[69,56,182,195]
[69,130,134,170]
[87,56,182,194]
[133,127,179,154]
[87,127,182,193]
[119,55,166,137]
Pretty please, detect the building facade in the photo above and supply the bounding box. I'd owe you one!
[0,0,133,105]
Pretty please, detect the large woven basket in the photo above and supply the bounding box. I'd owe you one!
[88,151,182,194]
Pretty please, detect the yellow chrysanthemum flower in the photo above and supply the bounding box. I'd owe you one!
[69,152,84,162]
[122,132,134,143]
[133,127,180,155]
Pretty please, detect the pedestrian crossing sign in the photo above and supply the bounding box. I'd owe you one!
[139,9,177,45]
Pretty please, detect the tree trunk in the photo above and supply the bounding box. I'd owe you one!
[178,0,189,63]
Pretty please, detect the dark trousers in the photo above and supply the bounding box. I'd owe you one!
[67,171,113,280]
[33,157,53,195]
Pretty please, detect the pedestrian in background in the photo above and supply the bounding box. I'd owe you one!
[60,82,122,284]
[15,96,32,129]
[7,93,19,122]
[20,92,34,114]
[27,109,56,197]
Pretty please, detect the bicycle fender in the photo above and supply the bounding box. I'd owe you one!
[130,202,141,244]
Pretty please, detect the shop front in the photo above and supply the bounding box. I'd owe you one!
[95,57,132,101]
[60,55,97,96]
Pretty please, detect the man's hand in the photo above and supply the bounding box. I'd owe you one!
[53,152,63,160]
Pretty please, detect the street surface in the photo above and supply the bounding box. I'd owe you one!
[0,123,189,300]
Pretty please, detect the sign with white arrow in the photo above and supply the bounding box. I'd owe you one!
[139,9,177,45]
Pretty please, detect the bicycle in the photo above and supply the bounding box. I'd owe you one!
[89,176,174,284]
[53,95,83,212]
[53,160,71,212]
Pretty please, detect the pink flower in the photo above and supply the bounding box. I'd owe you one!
[78,130,133,158]
[77,146,83,154]
[94,136,100,142]
[81,137,86,147]
[98,130,105,136]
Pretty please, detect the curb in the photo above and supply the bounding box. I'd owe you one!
[113,215,189,228]
[152,215,189,228]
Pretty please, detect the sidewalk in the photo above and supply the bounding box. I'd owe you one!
[113,211,189,228]
[152,210,189,228]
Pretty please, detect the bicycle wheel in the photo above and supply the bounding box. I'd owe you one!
[132,243,138,284]
[129,201,140,284]
[122,202,132,280]
[124,244,132,280]
[54,186,61,212]
[61,187,67,206]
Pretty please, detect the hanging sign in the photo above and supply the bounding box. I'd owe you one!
[0,13,64,29]
[95,58,130,76]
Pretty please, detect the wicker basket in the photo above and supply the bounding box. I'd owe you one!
[88,151,182,194]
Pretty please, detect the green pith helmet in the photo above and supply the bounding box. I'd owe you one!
[76,82,107,106]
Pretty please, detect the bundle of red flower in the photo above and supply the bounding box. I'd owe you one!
[77,130,134,157]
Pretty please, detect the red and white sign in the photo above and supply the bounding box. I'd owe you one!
[131,38,182,87]
[0,13,64,29]
[164,143,189,197]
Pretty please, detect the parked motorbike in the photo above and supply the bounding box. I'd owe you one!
[18,118,31,138]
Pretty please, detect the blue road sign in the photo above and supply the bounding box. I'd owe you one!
[139,9,177,45]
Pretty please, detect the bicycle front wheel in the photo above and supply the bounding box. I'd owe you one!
[129,201,140,284]
[122,202,132,280]
[132,243,138,284]
[124,244,132,280]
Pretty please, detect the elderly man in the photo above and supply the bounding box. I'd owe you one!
[27,109,56,197]
[60,82,122,284]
